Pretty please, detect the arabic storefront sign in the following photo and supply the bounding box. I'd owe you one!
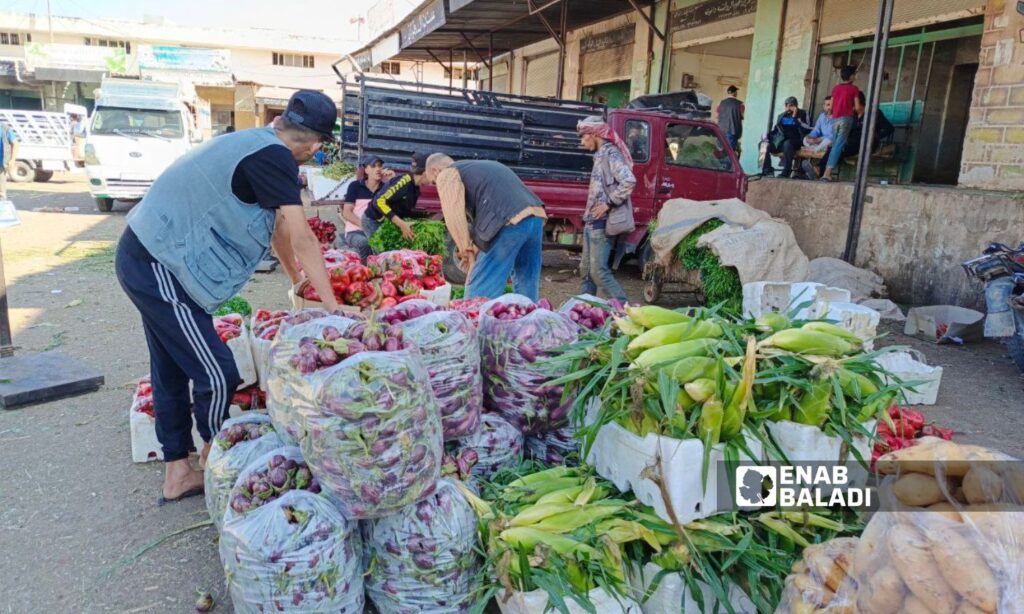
[353,50,374,71]
[400,0,445,49]
[23,42,128,74]
[137,45,233,87]
[580,25,636,55]
[449,0,475,11]
[670,0,757,33]
[371,33,401,66]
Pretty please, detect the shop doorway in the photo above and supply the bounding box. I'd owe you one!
[669,34,753,111]
[581,80,631,108]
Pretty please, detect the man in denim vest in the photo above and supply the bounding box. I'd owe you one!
[115,91,339,504]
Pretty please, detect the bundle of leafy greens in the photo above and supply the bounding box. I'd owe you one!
[368,219,448,256]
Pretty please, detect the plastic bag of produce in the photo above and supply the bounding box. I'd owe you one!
[452,413,524,480]
[525,425,579,466]
[302,345,443,518]
[365,478,481,613]
[204,413,285,530]
[558,294,620,332]
[266,314,358,442]
[220,446,364,613]
[397,310,482,440]
[774,538,859,614]
[378,299,440,325]
[847,437,1024,614]
[251,309,290,390]
[479,294,578,434]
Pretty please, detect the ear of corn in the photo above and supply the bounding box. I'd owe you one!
[499,527,599,557]
[722,337,757,440]
[627,321,694,352]
[613,315,645,337]
[594,519,663,550]
[684,378,717,402]
[755,312,791,332]
[530,503,629,533]
[510,502,583,527]
[633,338,722,369]
[698,397,724,448]
[506,466,577,489]
[670,356,719,383]
[625,305,691,328]
[793,379,832,427]
[758,328,854,357]
[802,321,864,350]
[837,368,879,398]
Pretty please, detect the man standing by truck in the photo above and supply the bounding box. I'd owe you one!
[362,152,427,248]
[422,153,547,301]
[116,90,339,504]
[577,116,635,303]
[0,119,19,200]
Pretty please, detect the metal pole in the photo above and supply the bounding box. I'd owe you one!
[556,0,567,98]
[0,236,13,357]
[765,0,790,137]
[46,0,54,43]
[488,33,494,91]
[843,0,895,264]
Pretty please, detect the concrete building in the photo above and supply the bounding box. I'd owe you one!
[0,12,457,133]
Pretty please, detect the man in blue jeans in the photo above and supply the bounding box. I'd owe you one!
[577,116,636,302]
[423,153,546,300]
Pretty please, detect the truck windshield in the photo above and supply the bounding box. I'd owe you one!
[91,108,184,139]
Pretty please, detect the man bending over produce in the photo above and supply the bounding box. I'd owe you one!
[362,152,427,249]
[116,90,340,504]
[422,153,547,300]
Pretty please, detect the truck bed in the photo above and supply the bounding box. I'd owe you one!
[341,76,604,181]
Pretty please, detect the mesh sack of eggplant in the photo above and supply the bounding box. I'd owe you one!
[449,412,524,481]
[378,299,440,325]
[365,478,482,613]
[396,309,482,440]
[775,537,860,614]
[524,425,579,467]
[557,294,623,333]
[300,321,442,518]
[204,413,286,530]
[219,446,364,613]
[266,313,358,442]
[479,294,578,434]
[840,438,1024,614]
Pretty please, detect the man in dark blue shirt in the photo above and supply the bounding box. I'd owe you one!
[762,96,810,178]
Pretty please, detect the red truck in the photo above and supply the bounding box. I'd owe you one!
[339,76,746,283]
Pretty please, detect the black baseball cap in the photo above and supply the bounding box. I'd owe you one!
[283,90,337,140]
[784,96,799,106]
[360,154,384,167]
[727,85,739,94]
[410,152,429,175]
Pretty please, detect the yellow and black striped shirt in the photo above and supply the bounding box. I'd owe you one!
[366,173,420,222]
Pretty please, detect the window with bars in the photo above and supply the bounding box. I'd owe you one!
[84,37,131,53]
[380,61,401,75]
[272,52,315,68]
[443,67,464,80]
[0,32,27,45]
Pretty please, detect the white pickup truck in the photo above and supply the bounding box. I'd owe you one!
[0,105,84,182]
[85,78,209,212]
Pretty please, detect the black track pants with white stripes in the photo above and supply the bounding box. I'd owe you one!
[115,227,241,461]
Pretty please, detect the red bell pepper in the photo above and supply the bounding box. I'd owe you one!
[380,280,397,298]
[347,264,372,283]
[398,279,422,296]
[919,424,955,440]
[343,281,369,306]
[887,406,925,430]
[398,294,425,304]
[380,297,398,309]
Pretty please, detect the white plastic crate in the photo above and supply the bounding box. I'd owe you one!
[496,586,641,614]
[586,421,763,526]
[251,335,272,392]
[225,331,258,388]
[765,420,875,465]
[742,282,850,319]
[877,350,943,405]
[630,563,756,614]
[421,282,453,307]
[129,407,206,463]
[816,301,881,351]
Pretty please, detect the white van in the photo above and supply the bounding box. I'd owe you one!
[85,78,208,212]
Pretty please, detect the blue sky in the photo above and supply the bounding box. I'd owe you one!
[2,0,364,40]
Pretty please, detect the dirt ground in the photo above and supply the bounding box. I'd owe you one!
[0,174,1021,613]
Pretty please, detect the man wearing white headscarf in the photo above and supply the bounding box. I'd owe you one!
[577,116,635,302]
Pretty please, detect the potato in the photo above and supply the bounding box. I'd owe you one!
[794,572,832,607]
[952,485,969,504]
[926,525,999,613]
[962,466,1003,504]
[894,473,950,507]
[875,438,972,476]
[998,465,1024,503]
[902,594,937,614]
[855,563,905,614]
[927,502,963,523]
[956,602,989,614]
[792,559,808,574]
[804,539,856,592]
[887,524,957,614]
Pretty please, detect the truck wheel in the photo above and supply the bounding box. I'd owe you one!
[10,161,34,183]
[1009,334,1024,373]
[443,232,468,285]
[95,197,114,213]
[33,169,54,182]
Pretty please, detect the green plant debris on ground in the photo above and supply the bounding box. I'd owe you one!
[7,240,116,272]
[321,161,357,181]
[676,219,742,314]
[368,219,447,255]
[215,296,252,317]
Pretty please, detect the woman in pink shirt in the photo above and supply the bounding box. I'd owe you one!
[340,155,386,260]
[823,66,861,181]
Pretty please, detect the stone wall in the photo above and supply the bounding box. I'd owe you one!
[746,179,1024,309]
[958,0,1024,190]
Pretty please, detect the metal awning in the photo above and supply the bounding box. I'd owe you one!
[347,0,658,67]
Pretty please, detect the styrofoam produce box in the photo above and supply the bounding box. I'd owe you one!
[766,420,875,465]
[876,350,942,405]
[586,421,763,525]
[817,301,880,351]
[130,404,251,463]
[496,586,641,614]
[421,282,453,307]
[251,335,272,392]
[742,282,850,319]
[226,330,258,388]
[630,563,756,614]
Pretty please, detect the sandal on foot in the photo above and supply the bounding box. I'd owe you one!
[157,485,204,506]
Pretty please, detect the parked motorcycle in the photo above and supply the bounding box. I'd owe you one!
[963,242,1024,372]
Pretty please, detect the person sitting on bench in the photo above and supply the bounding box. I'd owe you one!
[807,92,894,180]
[761,96,811,178]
